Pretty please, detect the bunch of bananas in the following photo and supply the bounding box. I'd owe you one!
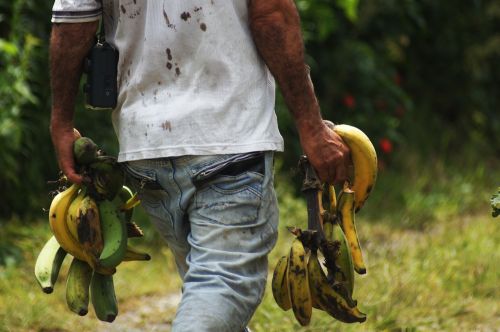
[35,136,147,323]
[272,123,377,326]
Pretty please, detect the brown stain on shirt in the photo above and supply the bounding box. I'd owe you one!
[161,121,172,132]
[180,12,191,21]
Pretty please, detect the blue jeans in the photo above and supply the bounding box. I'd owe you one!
[123,152,279,332]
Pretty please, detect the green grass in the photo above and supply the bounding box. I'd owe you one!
[0,158,498,331]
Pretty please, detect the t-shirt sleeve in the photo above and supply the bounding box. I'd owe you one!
[52,0,102,23]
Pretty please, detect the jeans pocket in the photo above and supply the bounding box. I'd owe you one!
[194,171,264,226]
[122,163,166,214]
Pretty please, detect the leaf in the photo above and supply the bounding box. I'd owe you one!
[335,0,359,22]
[491,188,500,218]
[0,39,19,56]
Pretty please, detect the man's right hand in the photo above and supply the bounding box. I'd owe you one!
[50,124,84,184]
[298,120,351,185]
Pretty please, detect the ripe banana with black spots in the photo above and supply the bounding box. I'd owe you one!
[34,236,67,294]
[76,195,104,258]
[271,255,292,311]
[90,272,118,322]
[98,200,128,268]
[66,258,93,316]
[338,187,366,275]
[308,251,366,323]
[49,184,113,275]
[331,124,377,213]
[287,238,312,326]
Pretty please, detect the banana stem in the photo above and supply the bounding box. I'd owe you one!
[299,156,325,244]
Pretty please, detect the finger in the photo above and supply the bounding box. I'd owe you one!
[333,164,348,185]
[60,160,83,185]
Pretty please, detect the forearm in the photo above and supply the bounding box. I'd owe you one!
[249,0,322,134]
[50,22,98,132]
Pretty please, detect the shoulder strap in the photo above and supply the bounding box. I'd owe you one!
[97,0,105,43]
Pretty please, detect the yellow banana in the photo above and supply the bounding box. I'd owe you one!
[49,184,84,257]
[337,188,366,275]
[287,238,312,326]
[66,188,86,240]
[328,184,337,213]
[49,184,113,275]
[271,255,292,311]
[332,124,377,212]
[308,251,366,324]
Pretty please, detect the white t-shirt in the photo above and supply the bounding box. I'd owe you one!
[52,0,284,162]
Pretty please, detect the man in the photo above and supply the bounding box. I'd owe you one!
[50,1,350,331]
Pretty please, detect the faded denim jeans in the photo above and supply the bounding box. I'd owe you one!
[123,152,279,332]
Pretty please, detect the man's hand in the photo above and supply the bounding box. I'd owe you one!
[51,125,84,184]
[298,122,350,184]
[249,0,350,183]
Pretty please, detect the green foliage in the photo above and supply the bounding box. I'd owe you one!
[491,188,500,218]
[0,0,498,220]
[278,0,499,176]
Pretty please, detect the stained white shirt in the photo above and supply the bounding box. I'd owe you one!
[52,0,284,162]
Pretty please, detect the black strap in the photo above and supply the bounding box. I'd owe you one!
[97,0,105,43]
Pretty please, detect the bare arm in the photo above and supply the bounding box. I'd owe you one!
[50,21,98,184]
[248,0,350,183]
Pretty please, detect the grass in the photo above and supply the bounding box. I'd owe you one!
[0,157,498,331]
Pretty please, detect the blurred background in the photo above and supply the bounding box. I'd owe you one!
[0,0,498,331]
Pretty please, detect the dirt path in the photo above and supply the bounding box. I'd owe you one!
[96,292,181,332]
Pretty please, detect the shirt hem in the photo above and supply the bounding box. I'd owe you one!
[117,142,284,163]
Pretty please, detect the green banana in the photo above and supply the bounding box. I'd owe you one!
[90,272,118,322]
[73,137,99,165]
[287,238,312,326]
[66,258,93,316]
[308,251,366,324]
[98,200,128,268]
[122,246,151,262]
[90,157,124,201]
[34,236,67,294]
[330,221,355,295]
[271,255,292,311]
[112,186,143,238]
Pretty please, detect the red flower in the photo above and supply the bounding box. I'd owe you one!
[379,138,393,154]
[343,94,356,109]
